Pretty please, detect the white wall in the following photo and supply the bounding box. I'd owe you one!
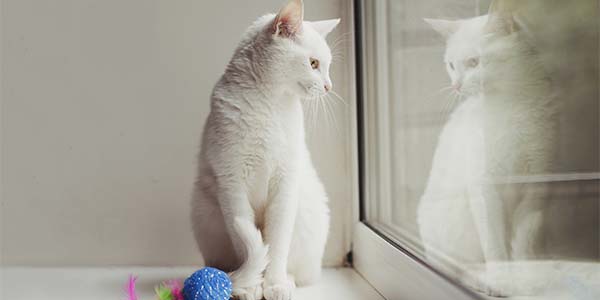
[0,0,355,266]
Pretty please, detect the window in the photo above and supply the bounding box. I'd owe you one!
[353,0,599,299]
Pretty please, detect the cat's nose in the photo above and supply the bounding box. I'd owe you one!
[452,82,462,91]
[324,83,332,92]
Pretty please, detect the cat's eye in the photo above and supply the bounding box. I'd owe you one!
[466,57,479,68]
[448,62,454,70]
[310,58,320,70]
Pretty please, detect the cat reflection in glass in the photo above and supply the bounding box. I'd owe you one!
[418,3,557,297]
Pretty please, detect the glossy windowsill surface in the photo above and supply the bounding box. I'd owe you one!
[0,267,384,300]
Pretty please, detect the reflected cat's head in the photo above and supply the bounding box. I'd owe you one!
[425,9,525,97]
[424,16,488,96]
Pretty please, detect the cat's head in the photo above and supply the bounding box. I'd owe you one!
[425,16,488,96]
[243,0,339,98]
[425,6,526,96]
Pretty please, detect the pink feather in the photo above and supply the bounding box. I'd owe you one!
[125,275,138,300]
[165,279,184,300]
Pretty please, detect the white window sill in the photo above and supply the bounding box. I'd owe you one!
[1,267,384,300]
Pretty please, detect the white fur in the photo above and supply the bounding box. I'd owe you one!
[190,1,339,299]
[419,12,557,297]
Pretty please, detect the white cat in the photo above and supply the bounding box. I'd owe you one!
[418,7,557,297]
[190,1,339,300]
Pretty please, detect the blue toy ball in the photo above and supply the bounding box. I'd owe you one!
[182,267,232,300]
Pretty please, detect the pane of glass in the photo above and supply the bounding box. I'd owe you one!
[364,0,600,297]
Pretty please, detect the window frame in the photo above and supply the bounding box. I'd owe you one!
[351,1,483,299]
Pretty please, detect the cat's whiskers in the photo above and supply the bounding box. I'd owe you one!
[331,49,345,63]
[302,91,321,131]
[439,86,454,93]
[302,83,347,134]
[440,90,462,118]
[313,94,321,130]
[312,95,322,130]
[429,86,454,100]
[440,98,452,118]
[304,96,314,130]
[329,32,350,63]
[323,94,340,134]
[329,90,347,105]
[316,94,329,130]
[330,32,351,51]
[331,53,345,63]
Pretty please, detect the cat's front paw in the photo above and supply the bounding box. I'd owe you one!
[263,278,295,300]
[232,284,263,300]
[466,263,545,298]
[468,275,511,298]
[463,264,512,297]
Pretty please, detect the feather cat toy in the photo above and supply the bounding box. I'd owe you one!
[125,268,232,300]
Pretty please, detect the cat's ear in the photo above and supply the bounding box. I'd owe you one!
[485,12,520,35]
[485,0,520,34]
[272,0,304,38]
[309,19,340,38]
[424,18,460,38]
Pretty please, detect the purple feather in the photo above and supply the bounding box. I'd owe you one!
[125,275,138,300]
[166,279,184,300]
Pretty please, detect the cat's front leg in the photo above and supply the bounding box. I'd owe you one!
[468,183,511,296]
[262,171,299,300]
[218,186,268,300]
[468,183,509,261]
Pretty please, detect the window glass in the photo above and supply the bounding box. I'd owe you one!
[364,0,599,297]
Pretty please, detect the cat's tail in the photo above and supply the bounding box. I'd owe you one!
[228,218,269,289]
